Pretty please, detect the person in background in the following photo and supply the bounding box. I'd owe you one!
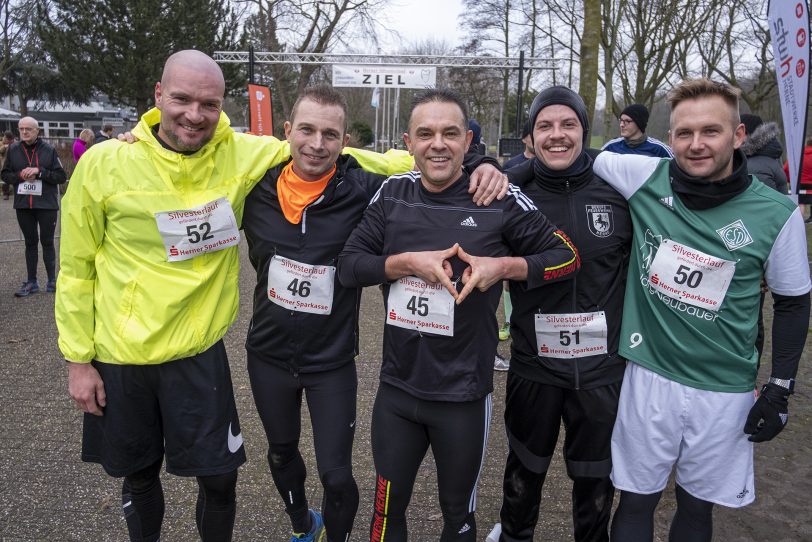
[601,104,673,158]
[783,136,812,222]
[503,119,534,170]
[73,129,95,164]
[740,114,788,194]
[0,131,15,200]
[95,124,114,143]
[1,116,67,297]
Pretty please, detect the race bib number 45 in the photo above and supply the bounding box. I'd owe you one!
[387,276,455,337]
[268,256,335,315]
[155,197,240,262]
[17,180,42,196]
[535,311,608,358]
[648,239,735,312]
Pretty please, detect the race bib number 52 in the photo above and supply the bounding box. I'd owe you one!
[155,197,240,262]
[386,276,455,336]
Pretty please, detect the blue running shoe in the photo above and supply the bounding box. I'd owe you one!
[291,509,325,542]
[46,279,57,293]
[14,281,39,297]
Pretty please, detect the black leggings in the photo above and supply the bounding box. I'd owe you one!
[15,208,57,282]
[610,486,714,542]
[121,458,238,541]
[247,357,359,541]
[369,383,491,542]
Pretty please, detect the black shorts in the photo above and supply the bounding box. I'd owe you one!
[81,340,246,477]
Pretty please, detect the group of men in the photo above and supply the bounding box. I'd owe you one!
[53,48,809,542]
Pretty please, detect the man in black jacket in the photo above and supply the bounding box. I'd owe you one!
[338,88,579,542]
[242,86,509,542]
[1,116,66,296]
[489,87,632,542]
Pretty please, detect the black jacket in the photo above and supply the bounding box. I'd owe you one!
[243,155,386,374]
[338,169,579,402]
[506,155,631,389]
[1,139,66,210]
[244,153,497,375]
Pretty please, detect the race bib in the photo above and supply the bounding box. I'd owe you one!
[17,180,42,196]
[154,197,240,262]
[648,239,735,311]
[535,311,608,358]
[386,276,455,337]
[268,256,335,315]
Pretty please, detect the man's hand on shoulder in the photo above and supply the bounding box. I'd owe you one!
[117,132,138,144]
[469,164,509,206]
[67,362,106,416]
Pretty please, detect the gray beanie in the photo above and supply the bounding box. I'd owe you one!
[527,86,590,146]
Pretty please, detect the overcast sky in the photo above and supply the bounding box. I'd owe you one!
[377,0,464,53]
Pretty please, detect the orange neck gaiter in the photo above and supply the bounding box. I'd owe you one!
[277,162,335,224]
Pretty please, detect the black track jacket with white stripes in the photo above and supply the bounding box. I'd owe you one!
[338,171,579,401]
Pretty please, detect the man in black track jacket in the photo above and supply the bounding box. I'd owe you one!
[242,85,509,542]
[490,86,632,542]
[338,88,579,542]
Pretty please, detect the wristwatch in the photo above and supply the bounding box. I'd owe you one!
[768,377,795,393]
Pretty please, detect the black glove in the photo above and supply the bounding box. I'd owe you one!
[743,383,790,443]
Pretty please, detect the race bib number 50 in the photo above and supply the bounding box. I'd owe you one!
[387,276,455,336]
[155,197,240,262]
[648,239,735,312]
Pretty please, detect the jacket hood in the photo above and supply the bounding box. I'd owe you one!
[741,121,783,158]
[132,108,233,156]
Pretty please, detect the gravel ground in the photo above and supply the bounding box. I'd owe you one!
[0,194,810,541]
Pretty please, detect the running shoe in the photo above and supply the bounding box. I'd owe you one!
[494,354,510,372]
[498,323,510,341]
[46,279,57,293]
[14,281,39,297]
[291,509,325,542]
[486,522,502,542]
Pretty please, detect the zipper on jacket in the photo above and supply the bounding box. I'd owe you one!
[565,179,581,390]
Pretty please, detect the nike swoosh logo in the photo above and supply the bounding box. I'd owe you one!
[350,420,355,428]
[227,422,243,453]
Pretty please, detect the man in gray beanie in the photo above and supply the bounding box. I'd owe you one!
[602,103,673,158]
[487,85,633,542]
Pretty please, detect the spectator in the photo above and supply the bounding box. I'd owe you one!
[601,104,673,158]
[740,114,788,194]
[0,131,14,200]
[73,129,95,164]
[95,124,114,143]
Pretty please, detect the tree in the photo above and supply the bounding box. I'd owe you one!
[578,0,600,125]
[240,0,385,130]
[39,0,243,115]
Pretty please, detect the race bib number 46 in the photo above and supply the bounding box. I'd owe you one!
[535,311,608,358]
[648,239,735,312]
[387,276,455,337]
[268,256,335,315]
[17,180,42,196]
[155,197,240,262]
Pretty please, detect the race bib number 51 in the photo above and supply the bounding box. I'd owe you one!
[387,276,455,336]
[648,239,735,312]
[535,311,608,358]
[155,197,240,262]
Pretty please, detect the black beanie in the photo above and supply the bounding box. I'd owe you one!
[621,104,649,132]
[740,113,763,136]
[527,86,590,146]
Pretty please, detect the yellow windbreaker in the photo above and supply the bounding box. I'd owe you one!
[56,108,411,364]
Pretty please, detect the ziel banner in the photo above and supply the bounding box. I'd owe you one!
[332,64,436,89]
[769,0,810,197]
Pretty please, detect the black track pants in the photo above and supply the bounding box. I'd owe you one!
[499,373,620,542]
[16,208,57,282]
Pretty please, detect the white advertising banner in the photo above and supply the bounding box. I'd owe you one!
[332,64,436,89]
[769,0,810,197]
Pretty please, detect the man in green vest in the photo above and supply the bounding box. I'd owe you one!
[593,78,810,541]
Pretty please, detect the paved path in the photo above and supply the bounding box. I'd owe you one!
[0,195,810,541]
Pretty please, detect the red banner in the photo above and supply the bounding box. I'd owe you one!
[248,84,273,136]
